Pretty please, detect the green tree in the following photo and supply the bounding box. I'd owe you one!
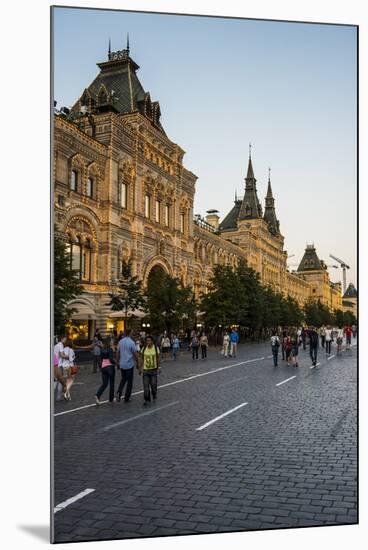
[145,271,197,333]
[304,299,333,327]
[54,230,83,337]
[200,264,245,327]
[108,259,146,329]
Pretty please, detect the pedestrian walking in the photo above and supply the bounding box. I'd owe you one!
[320,325,326,348]
[344,325,352,350]
[336,327,344,354]
[290,330,300,368]
[281,330,288,360]
[61,339,77,400]
[297,327,302,346]
[171,334,180,361]
[270,330,280,367]
[53,349,66,397]
[160,332,171,362]
[308,326,319,366]
[352,324,357,338]
[229,327,239,357]
[190,332,200,360]
[222,331,230,358]
[285,334,292,365]
[95,338,116,405]
[200,333,208,359]
[139,335,160,406]
[301,327,307,350]
[116,328,139,403]
[325,325,332,355]
[54,336,67,401]
[91,333,102,373]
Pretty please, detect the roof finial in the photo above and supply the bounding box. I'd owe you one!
[108,37,111,59]
[268,167,271,182]
[126,32,130,55]
[235,189,238,202]
[249,142,252,159]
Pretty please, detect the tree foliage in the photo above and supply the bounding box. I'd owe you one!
[107,259,146,328]
[54,230,83,337]
[145,270,197,332]
[200,259,303,330]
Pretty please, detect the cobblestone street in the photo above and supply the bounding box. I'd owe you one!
[53,340,357,542]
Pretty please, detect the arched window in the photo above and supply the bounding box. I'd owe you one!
[71,170,78,192]
[86,177,93,198]
[67,235,92,282]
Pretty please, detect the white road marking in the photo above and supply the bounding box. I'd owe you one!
[276,376,296,386]
[54,488,95,514]
[196,402,248,431]
[310,363,321,369]
[54,356,265,417]
[327,355,336,361]
[101,401,179,432]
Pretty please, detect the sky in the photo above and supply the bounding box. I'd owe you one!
[53,6,357,287]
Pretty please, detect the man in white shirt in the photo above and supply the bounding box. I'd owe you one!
[325,326,332,355]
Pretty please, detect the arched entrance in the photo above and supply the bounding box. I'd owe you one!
[146,264,167,290]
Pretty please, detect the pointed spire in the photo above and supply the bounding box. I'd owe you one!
[108,37,111,59]
[235,189,238,202]
[126,32,130,56]
[266,167,273,198]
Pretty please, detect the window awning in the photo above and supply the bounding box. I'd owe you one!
[70,303,97,320]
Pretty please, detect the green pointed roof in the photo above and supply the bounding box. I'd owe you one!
[219,200,242,231]
[343,283,357,298]
[238,155,263,220]
[263,174,280,235]
[297,245,323,271]
[70,47,166,134]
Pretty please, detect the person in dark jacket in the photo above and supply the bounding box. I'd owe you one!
[95,338,116,405]
[308,326,319,366]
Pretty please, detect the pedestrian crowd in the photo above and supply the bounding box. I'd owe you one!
[269,324,356,368]
[53,323,356,406]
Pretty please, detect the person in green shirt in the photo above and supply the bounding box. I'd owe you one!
[139,335,161,406]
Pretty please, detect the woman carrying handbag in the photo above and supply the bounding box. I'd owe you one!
[95,338,116,405]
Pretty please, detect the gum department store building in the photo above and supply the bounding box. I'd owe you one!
[53,44,342,339]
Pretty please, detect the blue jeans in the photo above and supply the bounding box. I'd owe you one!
[271,345,279,366]
[117,367,134,400]
[310,346,318,364]
[172,347,179,360]
[96,365,115,402]
[143,370,158,402]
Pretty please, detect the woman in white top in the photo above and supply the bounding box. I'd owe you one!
[222,331,230,358]
[61,339,77,400]
[325,326,332,355]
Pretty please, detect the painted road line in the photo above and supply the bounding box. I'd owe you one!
[196,402,248,431]
[101,401,179,432]
[276,376,296,386]
[310,363,321,369]
[327,355,336,361]
[54,356,265,417]
[54,488,95,514]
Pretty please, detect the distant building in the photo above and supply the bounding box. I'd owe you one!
[342,283,357,319]
[53,43,343,339]
[295,245,342,311]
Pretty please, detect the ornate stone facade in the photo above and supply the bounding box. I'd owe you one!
[53,46,342,339]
